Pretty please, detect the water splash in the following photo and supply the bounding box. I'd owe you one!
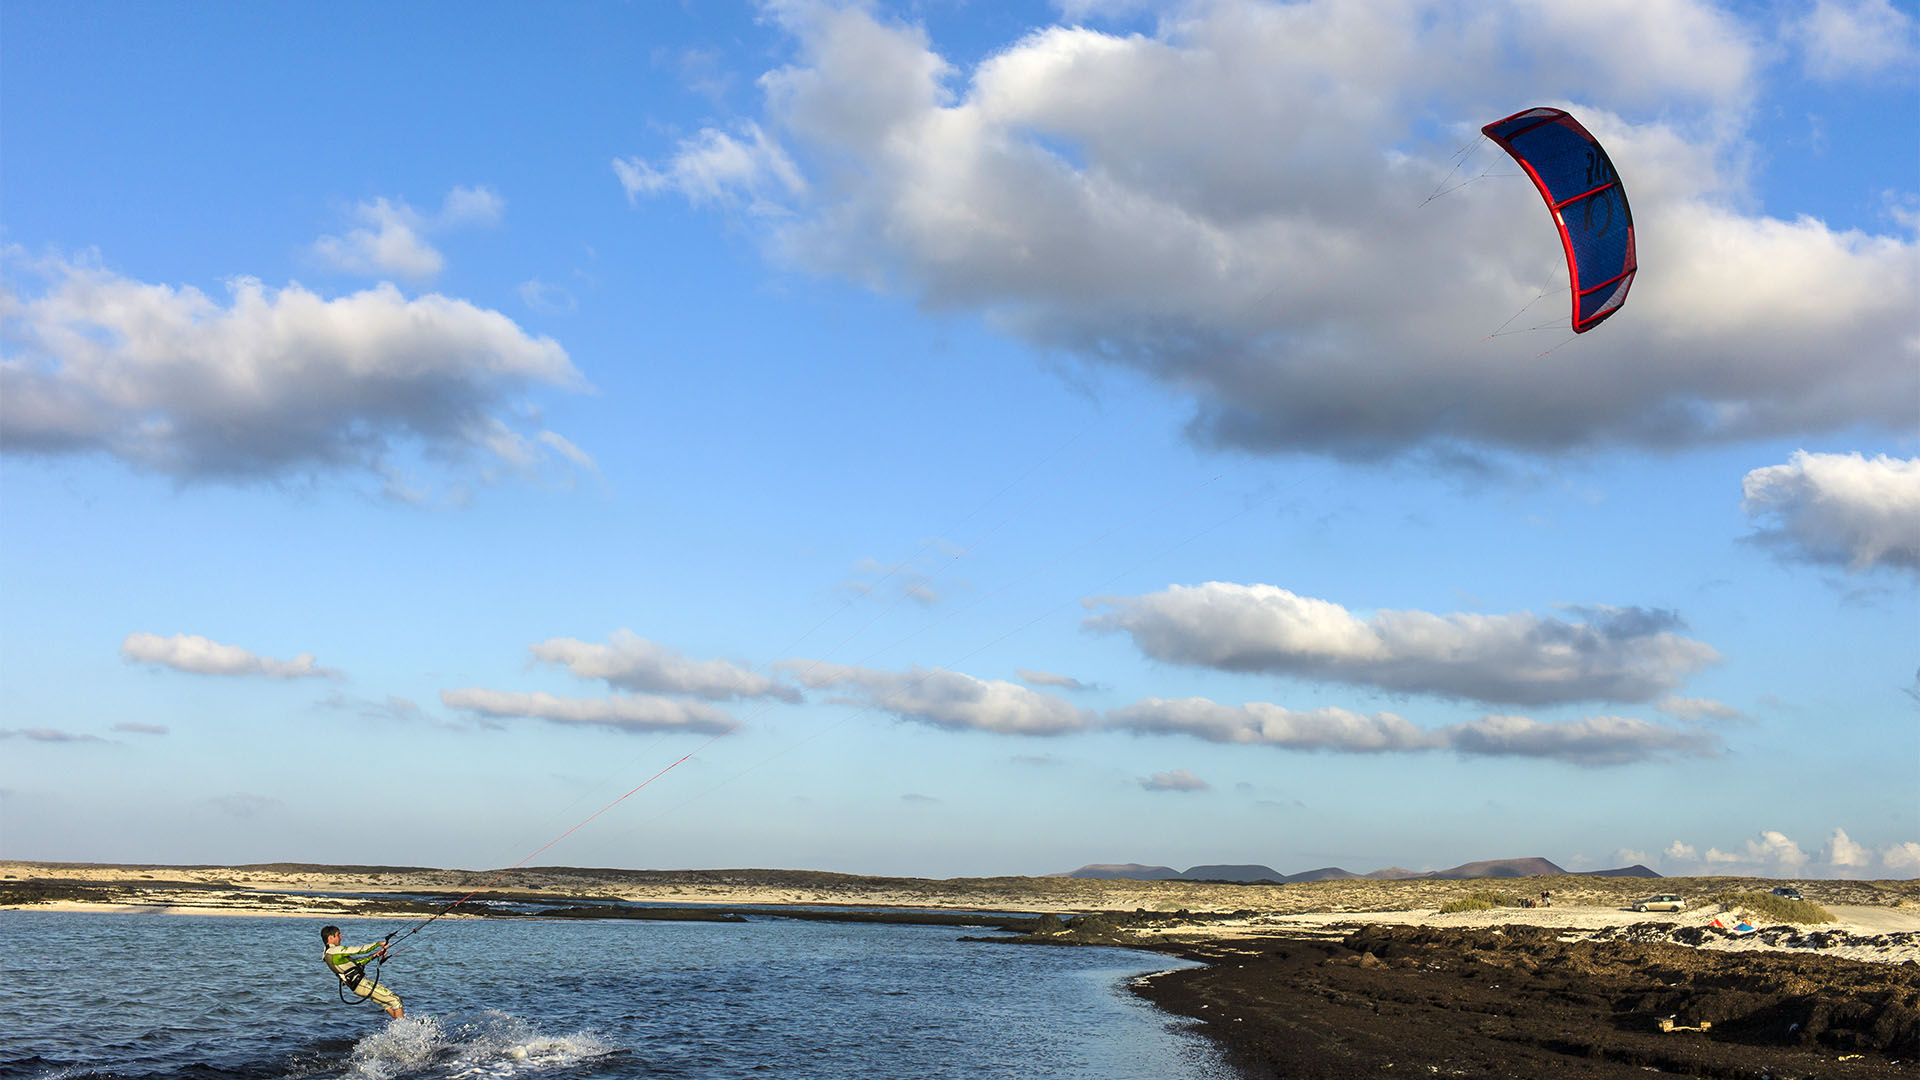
[341,1011,615,1079]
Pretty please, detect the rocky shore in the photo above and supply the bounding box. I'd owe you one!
[6,861,1915,1077]
[1132,925,1917,1078]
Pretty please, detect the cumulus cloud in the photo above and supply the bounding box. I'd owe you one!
[440,688,736,735]
[1742,451,1920,574]
[1139,767,1209,792]
[0,252,587,487]
[1789,0,1920,81]
[620,0,1916,460]
[1086,582,1720,705]
[783,662,1097,734]
[313,186,505,279]
[531,630,799,702]
[1822,827,1871,873]
[122,632,339,680]
[1705,830,1810,874]
[1883,841,1920,874]
[1664,840,1698,862]
[112,722,169,735]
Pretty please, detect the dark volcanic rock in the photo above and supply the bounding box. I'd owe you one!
[1133,925,1919,1078]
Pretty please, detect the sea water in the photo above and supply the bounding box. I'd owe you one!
[0,910,1231,1079]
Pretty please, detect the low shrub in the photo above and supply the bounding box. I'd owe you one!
[1712,890,1835,924]
[1439,890,1520,913]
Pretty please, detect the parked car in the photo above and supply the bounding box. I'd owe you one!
[1770,885,1804,901]
[1633,894,1687,912]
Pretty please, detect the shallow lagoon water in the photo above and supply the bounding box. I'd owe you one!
[0,910,1231,1079]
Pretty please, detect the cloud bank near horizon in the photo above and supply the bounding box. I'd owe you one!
[790,662,1717,766]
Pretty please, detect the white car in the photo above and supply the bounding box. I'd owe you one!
[1633,894,1687,912]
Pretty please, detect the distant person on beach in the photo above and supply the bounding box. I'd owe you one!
[321,925,403,1018]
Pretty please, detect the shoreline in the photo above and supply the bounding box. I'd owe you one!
[8,861,1916,1077]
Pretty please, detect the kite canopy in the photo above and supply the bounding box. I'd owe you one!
[1482,107,1636,334]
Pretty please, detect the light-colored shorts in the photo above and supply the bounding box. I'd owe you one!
[349,976,402,1011]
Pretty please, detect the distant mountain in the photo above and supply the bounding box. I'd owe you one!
[1426,857,1567,879]
[1050,863,1182,880]
[1282,867,1359,883]
[1051,855,1661,882]
[1577,864,1662,878]
[1180,864,1285,883]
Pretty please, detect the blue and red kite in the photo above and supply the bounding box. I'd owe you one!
[1483,107,1637,334]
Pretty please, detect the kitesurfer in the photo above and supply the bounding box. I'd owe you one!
[321,925,403,1018]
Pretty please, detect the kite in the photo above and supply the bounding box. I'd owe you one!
[1482,107,1637,334]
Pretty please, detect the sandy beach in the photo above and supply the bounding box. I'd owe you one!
[6,861,1915,1076]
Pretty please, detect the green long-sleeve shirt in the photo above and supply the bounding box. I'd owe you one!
[323,940,384,982]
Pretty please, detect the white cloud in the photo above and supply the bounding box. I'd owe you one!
[314,198,444,279]
[519,277,578,314]
[1790,0,1920,81]
[122,632,339,680]
[783,662,1096,734]
[1016,668,1096,691]
[1109,697,1431,752]
[111,722,170,735]
[437,185,506,228]
[1139,767,1209,792]
[1614,848,1651,866]
[1664,840,1699,862]
[1822,826,1871,873]
[440,688,737,735]
[613,123,803,209]
[1882,841,1920,874]
[1656,695,1744,722]
[530,630,799,702]
[313,186,506,279]
[1109,697,1715,764]
[1742,451,1920,574]
[797,660,1712,764]
[1,252,585,487]
[1086,582,1720,705]
[1705,830,1810,874]
[1438,713,1719,765]
[621,0,1916,460]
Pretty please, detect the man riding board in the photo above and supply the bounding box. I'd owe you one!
[321,925,403,1018]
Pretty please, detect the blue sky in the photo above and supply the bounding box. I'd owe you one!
[3,0,1915,880]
